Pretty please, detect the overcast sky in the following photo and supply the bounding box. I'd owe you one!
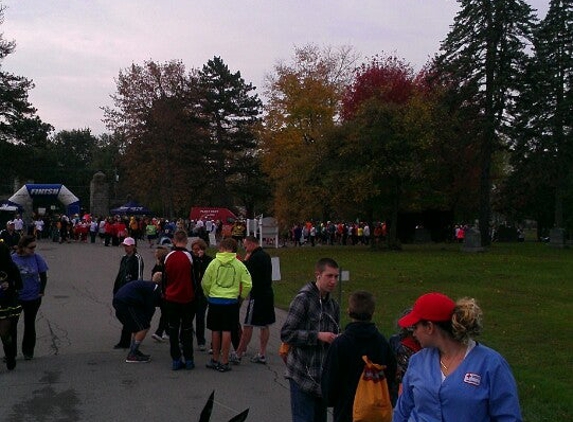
[2,0,549,135]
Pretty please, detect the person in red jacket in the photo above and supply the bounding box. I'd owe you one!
[163,229,196,370]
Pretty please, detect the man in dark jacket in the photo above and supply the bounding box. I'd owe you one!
[321,290,397,422]
[112,237,144,349]
[113,279,162,363]
[235,236,276,363]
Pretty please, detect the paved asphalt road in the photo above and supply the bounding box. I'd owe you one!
[1,239,293,422]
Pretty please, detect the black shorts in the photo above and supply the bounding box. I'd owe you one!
[207,302,239,332]
[113,302,151,333]
[243,297,276,327]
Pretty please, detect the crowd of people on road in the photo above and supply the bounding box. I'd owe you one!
[288,221,383,247]
[1,213,229,249]
[0,211,523,422]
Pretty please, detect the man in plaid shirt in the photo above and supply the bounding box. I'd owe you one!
[280,258,340,422]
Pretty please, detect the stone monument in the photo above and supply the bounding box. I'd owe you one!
[462,226,485,253]
[90,171,109,218]
[549,227,566,248]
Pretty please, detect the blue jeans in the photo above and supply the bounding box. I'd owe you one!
[289,379,327,422]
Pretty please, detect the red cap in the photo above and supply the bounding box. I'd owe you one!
[398,292,455,328]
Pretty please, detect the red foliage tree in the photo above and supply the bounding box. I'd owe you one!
[341,55,417,121]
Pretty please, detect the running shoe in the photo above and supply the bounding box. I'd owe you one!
[217,363,232,372]
[126,353,151,363]
[250,353,267,364]
[134,349,151,360]
[206,359,220,370]
[229,351,241,365]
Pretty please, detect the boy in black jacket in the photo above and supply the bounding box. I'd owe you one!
[321,290,397,422]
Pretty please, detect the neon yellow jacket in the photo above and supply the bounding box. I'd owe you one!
[201,252,252,302]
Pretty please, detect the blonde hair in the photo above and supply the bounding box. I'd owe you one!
[451,297,483,343]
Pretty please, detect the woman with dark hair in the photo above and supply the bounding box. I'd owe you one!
[11,235,49,360]
[0,242,22,370]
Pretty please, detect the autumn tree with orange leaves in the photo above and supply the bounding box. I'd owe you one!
[260,44,359,225]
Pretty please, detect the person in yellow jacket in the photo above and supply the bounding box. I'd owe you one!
[202,237,252,372]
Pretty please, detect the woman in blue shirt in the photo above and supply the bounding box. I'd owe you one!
[393,292,522,422]
[11,235,49,360]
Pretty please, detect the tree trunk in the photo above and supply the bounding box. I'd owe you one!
[387,180,402,250]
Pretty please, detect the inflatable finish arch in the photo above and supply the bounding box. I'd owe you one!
[9,184,81,216]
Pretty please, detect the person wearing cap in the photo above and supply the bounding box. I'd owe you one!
[392,292,523,422]
[112,237,144,349]
[0,221,21,251]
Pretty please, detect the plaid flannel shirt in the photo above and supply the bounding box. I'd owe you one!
[280,282,340,397]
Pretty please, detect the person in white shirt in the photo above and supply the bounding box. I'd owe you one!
[13,215,24,235]
[34,219,45,240]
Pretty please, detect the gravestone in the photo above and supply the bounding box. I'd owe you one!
[462,227,485,253]
[549,227,566,248]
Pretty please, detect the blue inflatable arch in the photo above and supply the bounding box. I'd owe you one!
[9,184,81,216]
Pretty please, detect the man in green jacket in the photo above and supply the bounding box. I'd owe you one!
[202,238,252,372]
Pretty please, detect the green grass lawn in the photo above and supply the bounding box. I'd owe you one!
[263,241,572,421]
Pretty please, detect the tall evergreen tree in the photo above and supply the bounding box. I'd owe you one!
[434,0,536,246]
[197,56,263,210]
[512,0,573,230]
